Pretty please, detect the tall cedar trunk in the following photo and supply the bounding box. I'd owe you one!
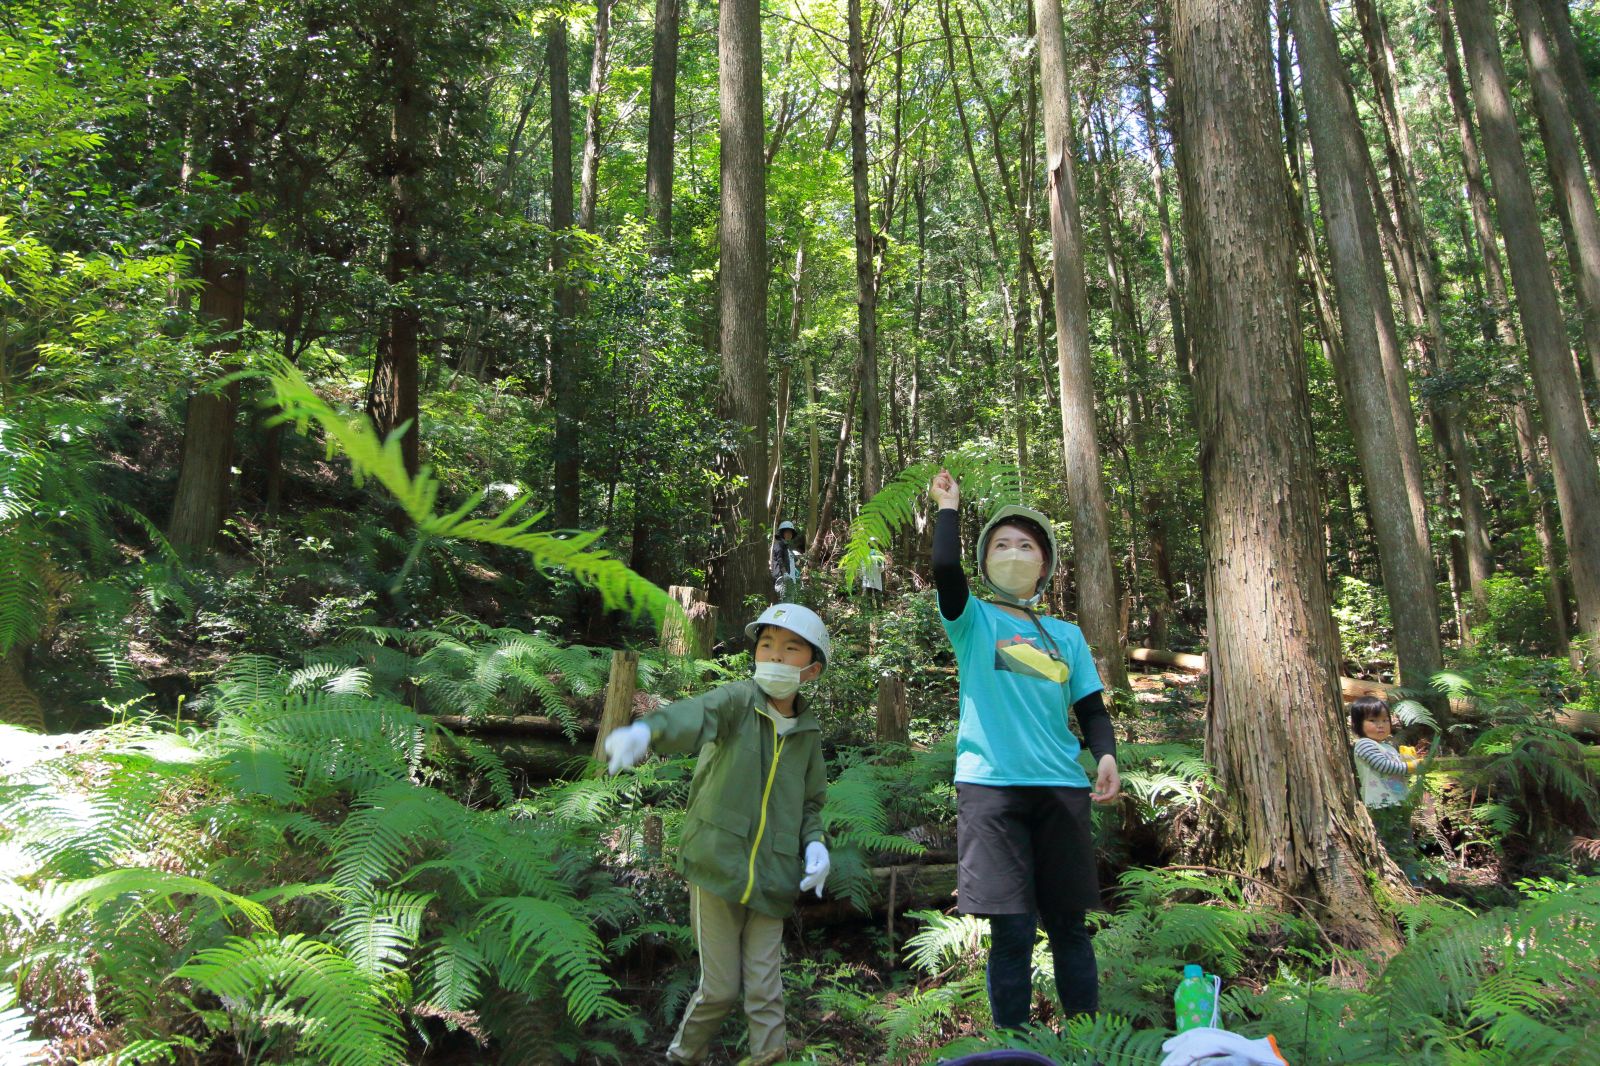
[548,17,581,528]
[1537,0,1600,186]
[578,0,613,234]
[1140,41,1191,388]
[712,0,769,620]
[1167,0,1401,946]
[1288,0,1444,692]
[806,350,821,535]
[848,0,883,500]
[170,130,251,554]
[1034,0,1130,694]
[1435,0,1570,647]
[366,27,422,478]
[645,0,679,245]
[1514,0,1600,395]
[1454,0,1600,671]
[1354,0,1494,622]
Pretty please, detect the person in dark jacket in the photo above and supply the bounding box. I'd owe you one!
[769,521,802,600]
[604,603,832,1065]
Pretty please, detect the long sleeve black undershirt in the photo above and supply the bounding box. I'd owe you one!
[932,506,1116,763]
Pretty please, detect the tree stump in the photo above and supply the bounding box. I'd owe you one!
[592,650,640,761]
[660,585,718,658]
[876,673,908,745]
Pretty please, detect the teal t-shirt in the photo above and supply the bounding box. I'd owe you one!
[941,597,1105,787]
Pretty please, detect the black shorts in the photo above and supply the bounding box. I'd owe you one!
[955,783,1101,916]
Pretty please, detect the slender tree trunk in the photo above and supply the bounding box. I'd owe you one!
[1536,0,1600,180]
[645,0,680,247]
[1510,386,1574,649]
[548,16,581,528]
[170,130,252,554]
[806,350,821,535]
[1035,0,1129,693]
[1167,0,1402,945]
[848,0,883,500]
[769,241,806,525]
[1355,0,1493,622]
[810,356,863,568]
[578,0,614,234]
[1289,0,1444,692]
[712,0,770,621]
[1140,40,1190,387]
[1514,0,1600,395]
[1454,0,1600,672]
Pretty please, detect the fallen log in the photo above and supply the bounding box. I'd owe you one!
[1125,648,1600,735]
[432,714,598,741]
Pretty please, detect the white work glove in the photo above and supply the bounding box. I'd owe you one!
[602,722,652,775]
[799,841,830,898]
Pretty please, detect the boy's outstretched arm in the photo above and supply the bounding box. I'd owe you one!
[602,684,744,773]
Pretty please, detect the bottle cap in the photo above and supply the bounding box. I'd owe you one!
[1183,964,1202,979]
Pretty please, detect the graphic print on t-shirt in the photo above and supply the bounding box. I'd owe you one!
[994,634,1071,683]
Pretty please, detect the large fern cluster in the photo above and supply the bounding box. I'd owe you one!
[1236,878,1600,1063]
[0,650,641,1063]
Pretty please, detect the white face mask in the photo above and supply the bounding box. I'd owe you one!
[754,661,806,699]
[987,548,1043,599]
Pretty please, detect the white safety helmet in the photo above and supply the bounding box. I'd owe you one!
[745,603,832,672]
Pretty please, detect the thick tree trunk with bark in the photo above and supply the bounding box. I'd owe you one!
[1454,0,1600,673]
[170,131,252,554]
[645,0,679,245]
[548,16,582,529]
[712,0,770,621]
[1034,0,1129,694]
[1167,0,1401,949]
[1288,0,1443,693]
[848,0,883,500]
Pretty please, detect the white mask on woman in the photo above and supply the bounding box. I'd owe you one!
[987,548,1043,599]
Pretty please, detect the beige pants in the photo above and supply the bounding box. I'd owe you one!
[667,883,786,1064]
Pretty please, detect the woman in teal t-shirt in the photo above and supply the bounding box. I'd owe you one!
[929,470,1120,1029]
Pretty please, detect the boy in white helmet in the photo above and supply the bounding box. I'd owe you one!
[604,603,832,1066]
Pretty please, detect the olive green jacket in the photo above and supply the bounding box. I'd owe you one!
[644,678,827,919]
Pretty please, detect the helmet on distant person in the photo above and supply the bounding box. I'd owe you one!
[745,603,832,671]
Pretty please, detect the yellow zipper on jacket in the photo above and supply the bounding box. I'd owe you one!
[741,713,786,905]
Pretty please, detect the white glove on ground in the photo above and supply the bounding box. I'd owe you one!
[799,841,830,897]
[603,722,652,774]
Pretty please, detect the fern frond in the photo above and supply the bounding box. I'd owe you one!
[421,926,487,1012]
[839,446,1023,588]
[903,908,988,977]
[332,888,431,977]
[39,867,274,931]
[259,359,678,624]
[478,896,623,1025]
[172,933,405,1066]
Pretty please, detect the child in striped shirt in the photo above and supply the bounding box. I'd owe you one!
[1350,696,1422,883]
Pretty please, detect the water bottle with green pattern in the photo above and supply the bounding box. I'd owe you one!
[1174,964,1220,1033]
